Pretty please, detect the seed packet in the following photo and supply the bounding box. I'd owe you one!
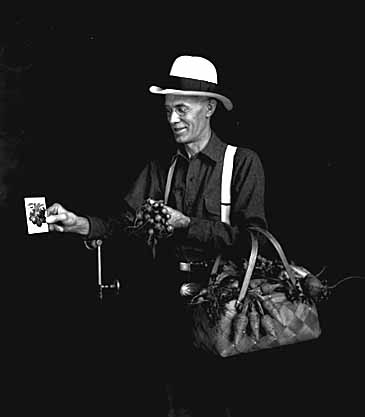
[24,196,49,234]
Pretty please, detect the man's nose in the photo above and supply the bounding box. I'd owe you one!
[169,110,180,124]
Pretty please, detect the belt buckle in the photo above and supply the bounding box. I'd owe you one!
[179,262,191,272]
[179,261,210,272]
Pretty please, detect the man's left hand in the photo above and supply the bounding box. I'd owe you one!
[164,205,191,229]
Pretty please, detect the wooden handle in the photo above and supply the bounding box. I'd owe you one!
[248,226,296,285]
[237,231,259,303]
[237,226,296,303]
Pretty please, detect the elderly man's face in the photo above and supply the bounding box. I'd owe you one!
[165,95,211,145]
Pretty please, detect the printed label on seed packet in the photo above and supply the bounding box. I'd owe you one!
[24,197,49,234]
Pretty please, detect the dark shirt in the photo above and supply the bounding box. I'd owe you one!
[86,132,266,262]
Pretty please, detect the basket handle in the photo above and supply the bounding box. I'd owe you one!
[237,232,259,303]
[237,226,296,303]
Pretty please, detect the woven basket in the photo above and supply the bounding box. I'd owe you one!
[190,227,322,357]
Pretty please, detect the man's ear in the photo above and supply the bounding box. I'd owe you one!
[206,98,217,117]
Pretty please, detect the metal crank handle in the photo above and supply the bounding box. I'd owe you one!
[100,279,121,293]
[98,279,121,300]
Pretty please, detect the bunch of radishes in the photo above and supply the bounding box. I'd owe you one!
[128,198,174,257]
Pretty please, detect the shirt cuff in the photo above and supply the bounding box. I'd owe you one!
[185,217,209,243]
[81,216,96,240]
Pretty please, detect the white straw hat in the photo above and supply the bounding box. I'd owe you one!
[149,55,233,111]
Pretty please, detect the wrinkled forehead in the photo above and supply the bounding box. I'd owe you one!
[164,94,207,107]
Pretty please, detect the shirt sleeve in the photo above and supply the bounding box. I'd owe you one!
[184,148,267,253]
[85,160,165,241]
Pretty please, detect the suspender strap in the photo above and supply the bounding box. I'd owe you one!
[221,144,237,225]
[164,158,177,204]
[209,144,237,278]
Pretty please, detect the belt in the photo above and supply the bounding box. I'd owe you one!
[178,260,214,273]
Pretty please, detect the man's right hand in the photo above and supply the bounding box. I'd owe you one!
[46,203,90,235]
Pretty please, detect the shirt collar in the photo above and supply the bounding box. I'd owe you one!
[200,132,226,163]
[170,131,226,164]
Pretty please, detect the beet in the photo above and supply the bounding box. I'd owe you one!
[303,274,326,299]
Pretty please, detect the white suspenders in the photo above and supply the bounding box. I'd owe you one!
[164,144,238,224]
[164,158,178,205]
[220,144,237,225]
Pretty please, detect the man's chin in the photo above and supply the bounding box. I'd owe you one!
[174,134,189,143]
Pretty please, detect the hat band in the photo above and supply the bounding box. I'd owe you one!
[163,76,218,93]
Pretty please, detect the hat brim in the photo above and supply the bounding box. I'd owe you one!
[149,86,233,111]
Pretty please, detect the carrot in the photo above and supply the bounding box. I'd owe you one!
[249,303,260,340]
[261,298,283,325]
[233,314,249,345]
[225,300,237,319]
[260,283,283,295]
[249,278,266,289]
[255,298,264,316]
[232,298,250,345]
[219,300,237,341]
[261,314,277,337]
[264,292,286,303]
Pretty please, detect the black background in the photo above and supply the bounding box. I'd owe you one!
[1,8,363,414]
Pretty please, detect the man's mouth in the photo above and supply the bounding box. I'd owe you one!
[173,127,187,135]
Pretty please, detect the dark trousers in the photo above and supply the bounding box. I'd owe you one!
[116,259,321,416]
[162,268,233,416]
[119,259,306,416]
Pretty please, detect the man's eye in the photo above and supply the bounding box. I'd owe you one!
[176,106,188,115]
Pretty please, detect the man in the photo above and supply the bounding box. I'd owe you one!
[47,55,267,416]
